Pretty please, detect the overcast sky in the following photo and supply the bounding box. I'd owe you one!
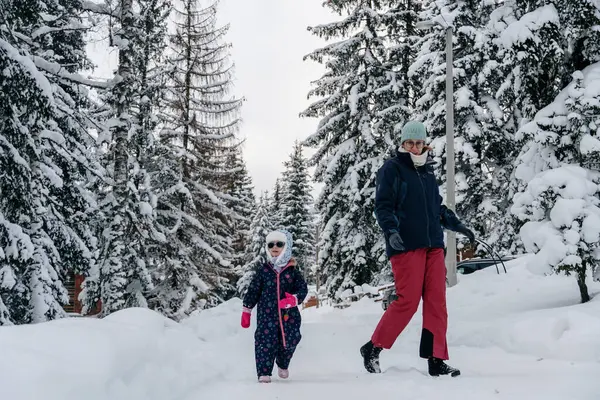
[216,0,333,198]
[86,0,334,199]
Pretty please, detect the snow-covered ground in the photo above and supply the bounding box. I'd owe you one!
[1,255,599,400]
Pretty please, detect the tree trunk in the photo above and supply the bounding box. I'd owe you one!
[182,0,192,180]
[114,0,135,192]
[577,263,590,303]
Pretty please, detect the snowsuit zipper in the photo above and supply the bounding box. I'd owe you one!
[415,166,432,247]
[275,265,290,349]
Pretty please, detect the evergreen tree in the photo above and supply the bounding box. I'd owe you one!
[269,178,285,229]
[83,0,171,316]
[489,0,594,253]
[511,65,600,303]
[237,192,272,297]
[0,0,101,324]
[301,0,389,300]
[280,141,314,277]
[224,147,256,270]
[371,0,422,283]
[149,0,243,318]
[377,0,420,145]
[218,146,255,300]
[558,0,600,87]
[410,0,513,248]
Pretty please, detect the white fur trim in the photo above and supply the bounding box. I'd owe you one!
[266,231,286,244]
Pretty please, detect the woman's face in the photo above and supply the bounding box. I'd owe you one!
[268,241,285,257]
[402,139,425,155]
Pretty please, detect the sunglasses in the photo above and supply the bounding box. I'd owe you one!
[268,241,285,249]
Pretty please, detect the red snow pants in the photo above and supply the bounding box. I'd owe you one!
[371,248,449,360]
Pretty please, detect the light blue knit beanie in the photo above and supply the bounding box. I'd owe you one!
[400,121,427,144]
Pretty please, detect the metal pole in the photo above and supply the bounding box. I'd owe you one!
[444,25,458,287]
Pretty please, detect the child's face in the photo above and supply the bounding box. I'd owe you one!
[268,241,285,257]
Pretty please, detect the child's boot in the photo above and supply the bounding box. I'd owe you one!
[278,367,289,379]
[258,375,271,383]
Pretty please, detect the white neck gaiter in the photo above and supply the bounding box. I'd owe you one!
[399,147,428,167]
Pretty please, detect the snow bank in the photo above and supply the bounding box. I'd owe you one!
[449,258,600,362]
[0,257,599,400]
[0,306,237,400]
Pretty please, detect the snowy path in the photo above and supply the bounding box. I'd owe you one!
[190,301,598,400]
[1,256,599,400]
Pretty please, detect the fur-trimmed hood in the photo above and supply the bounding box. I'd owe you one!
[265,229,294,271]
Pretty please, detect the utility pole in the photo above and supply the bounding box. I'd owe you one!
[444,25,457,287]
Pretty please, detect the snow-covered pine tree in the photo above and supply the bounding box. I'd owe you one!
[489,1,578,253]
[269,178,285,229]
[371,0,422,283]
[511,64,600,303]
[559,0,600,88]
[280,140,314,278]
[301,0,389,300]
[0,0,103,324]
[410,0,514,248]
[237,192,272,297]
[150,0,243,318]
[216,146,255,300]
[376,0,420,146]
[223,147,255,270]
[86,0,169,316]
[303,204,320,285]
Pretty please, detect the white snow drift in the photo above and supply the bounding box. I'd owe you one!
[0,255,599,400]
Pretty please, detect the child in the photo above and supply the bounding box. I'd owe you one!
[241,229,308,383]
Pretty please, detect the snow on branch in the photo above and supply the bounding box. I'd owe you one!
[499,4,559,48]
[33,56,111,89]
[81,1,120,17]
[31,24,89,39]
[0,38,54,101]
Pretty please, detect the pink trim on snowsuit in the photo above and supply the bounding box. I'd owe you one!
[273,263,291,348]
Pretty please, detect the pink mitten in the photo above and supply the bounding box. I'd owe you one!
[241,307,251,328]
[278,293,298,309]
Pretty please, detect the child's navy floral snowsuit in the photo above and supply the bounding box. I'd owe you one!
[242,258,308,377]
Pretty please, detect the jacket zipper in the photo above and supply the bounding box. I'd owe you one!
[415,166,432,247]
[274,264,290,349]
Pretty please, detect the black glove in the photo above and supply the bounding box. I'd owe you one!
[456,224,475,245]
[387,231,405,251]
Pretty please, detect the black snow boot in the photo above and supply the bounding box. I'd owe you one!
[428,357,461,377]
[360,340,383,373]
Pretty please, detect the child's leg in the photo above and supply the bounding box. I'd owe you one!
[276,318,302,371]
[255,339,277,377]
[276,344,297,370]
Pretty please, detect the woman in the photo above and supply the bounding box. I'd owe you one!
[360,120,475,377]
